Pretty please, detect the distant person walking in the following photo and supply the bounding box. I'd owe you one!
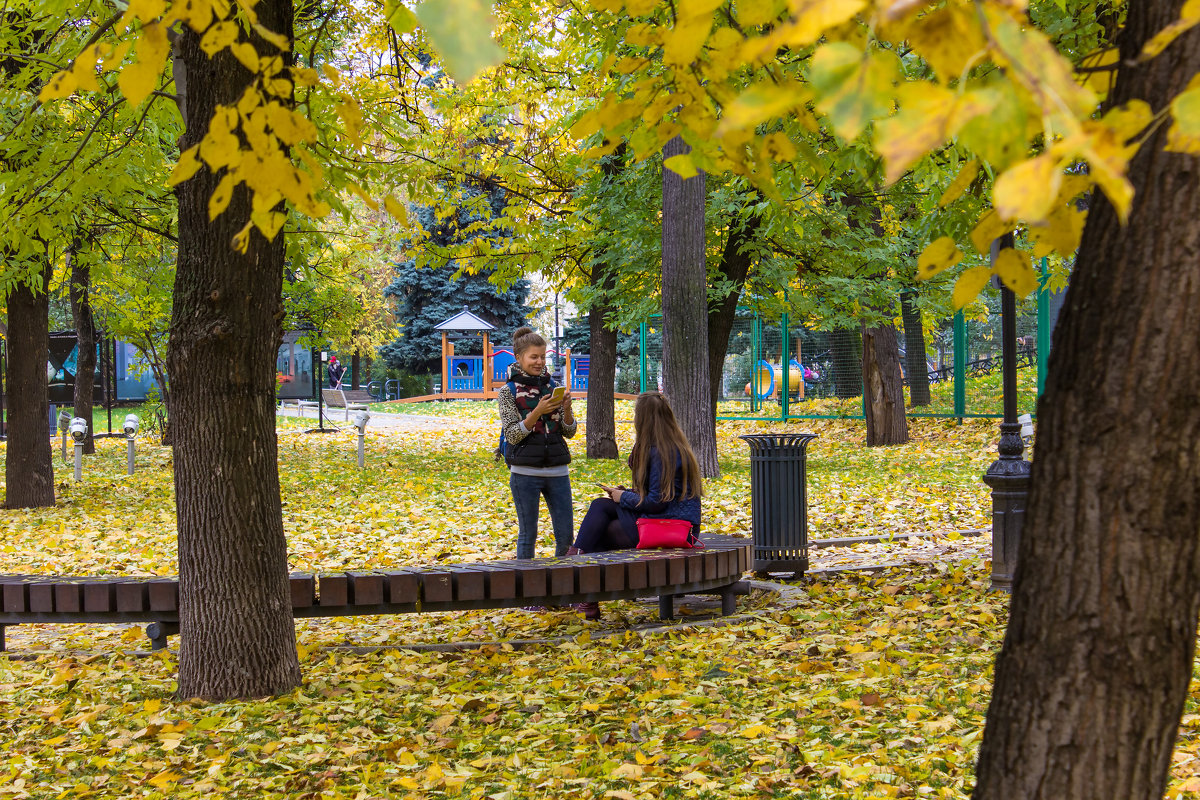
[497,327,576,571]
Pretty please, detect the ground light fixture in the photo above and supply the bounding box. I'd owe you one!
[353,411,370,468]
[123,414,140,475]
[69,417,89,481]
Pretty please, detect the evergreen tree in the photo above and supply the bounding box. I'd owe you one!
[380,182,531,373]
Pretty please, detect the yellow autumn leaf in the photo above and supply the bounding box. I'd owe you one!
[939,159,980,207]
[230,42,260,72]
[917,237,963,281]
[253,22,291,51]
[384,196,409,223]
[167,145,204,187]
[118,22,170,106]
[347,182,380,211]
[716,81,811,135]
[610,763,644,779]
[951,266,993,309]
[208,173,237,220]
[992,154,1062,224]
[1139,0,1200,61]
[993,248,1038,297]
[969,209,1011,255]
[663,13,713,66]
[1166,82,1200,153]
[251,209,286,239]
[38,71,77,102]
[200,21,240,57]
[1029,205,1087,258]
[663,153,699,179]
[905,4,985,83]
[736,0,783,27]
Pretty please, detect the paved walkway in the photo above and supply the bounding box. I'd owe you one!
[276,405,483,432]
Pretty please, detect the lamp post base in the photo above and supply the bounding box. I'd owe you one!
[982,422,1031,592]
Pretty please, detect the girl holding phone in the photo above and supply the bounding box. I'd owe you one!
[497,327,575,572]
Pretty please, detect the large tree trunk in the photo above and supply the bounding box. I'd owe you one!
[973,5,1200,798]
[168,0,300,700]
[4,265,55,509]
[661,136,718,477]
[586,300,619,459]
[585,146,624,460]
[706,204,762,419]
[69,242,97,454]
[861,321,908,445]
[830,327,862,398]
[900,289,931,407]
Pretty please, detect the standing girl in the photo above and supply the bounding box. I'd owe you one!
[567,391,703,618]
[498,327,576,561]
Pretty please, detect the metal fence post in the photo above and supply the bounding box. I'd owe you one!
[781,311,790,420]
[639,322,647,394]
[953,311,966,420]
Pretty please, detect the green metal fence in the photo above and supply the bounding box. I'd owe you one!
[635,265,1060,422]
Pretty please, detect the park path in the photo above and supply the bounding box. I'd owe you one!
[276,406,490,433]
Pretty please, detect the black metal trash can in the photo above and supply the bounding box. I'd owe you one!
[740,433,819,575]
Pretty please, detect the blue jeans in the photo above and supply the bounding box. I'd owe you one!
[509,473,574,559]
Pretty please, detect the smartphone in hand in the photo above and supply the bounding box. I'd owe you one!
[551,386,567,402]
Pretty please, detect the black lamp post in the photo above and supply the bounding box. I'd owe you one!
[981,233,1032,591]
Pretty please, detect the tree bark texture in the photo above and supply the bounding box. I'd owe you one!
[830,328,862,398]
[169,0,300,700]
[861,322,908,445]
[586,299,619,459]
[973,5,1200,798]
[69,243,97,454]
[4,265,55,509]
[706,204,761,419]
[900,290,930,407]
[585,146,624,460]
[661,136,719,477]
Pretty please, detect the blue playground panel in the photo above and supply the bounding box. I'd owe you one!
[492,349,515,382]
[572,357,589,392]
[449,357,485,392]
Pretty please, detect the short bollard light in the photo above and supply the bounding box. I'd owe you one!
[123,414,140,475]
[57,410,71,461]
[69,417,89,482]
[353,411,370,468]
[1018,413,1035,444]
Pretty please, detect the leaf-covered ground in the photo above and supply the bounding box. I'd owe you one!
[4,404,1200,798]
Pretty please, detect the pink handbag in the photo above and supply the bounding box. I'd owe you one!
[636,518,700,549]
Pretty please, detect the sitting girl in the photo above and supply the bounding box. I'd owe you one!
[567,391,703,619]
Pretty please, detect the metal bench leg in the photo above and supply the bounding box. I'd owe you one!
[658,594,674,620]
[145,622,178,651]
[721,588,737,616]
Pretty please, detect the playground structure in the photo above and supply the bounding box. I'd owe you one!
[392,307,636,403]
[746,360,805,400]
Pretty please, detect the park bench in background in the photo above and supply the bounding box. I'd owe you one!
[321,389,370,421]
[0,535,751,653]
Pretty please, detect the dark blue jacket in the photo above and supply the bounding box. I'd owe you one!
[618,447,701,525]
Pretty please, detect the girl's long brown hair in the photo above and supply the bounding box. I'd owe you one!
[629,392,703,501]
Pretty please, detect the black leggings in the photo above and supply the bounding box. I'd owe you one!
[573,498,637,553]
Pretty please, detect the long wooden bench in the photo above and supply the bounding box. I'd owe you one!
[0,536,751,652]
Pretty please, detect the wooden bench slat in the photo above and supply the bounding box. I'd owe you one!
[383,570,420,604]
[547,564,574,596]
[290,574,316,608]
[83,580,117,612]
[703,552,719,581]
[464,565,517,600]
[421,571,453,603]
[318,574,349,607]
[148,580,178,612]
[348,572,384,605]
[449,568,485,602]
[29,582,56,613]
[115,581,149,613]
[54,581,84,613]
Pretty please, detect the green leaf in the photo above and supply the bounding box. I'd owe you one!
[416,0,506,83]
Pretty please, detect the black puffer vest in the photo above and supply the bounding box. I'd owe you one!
[506,370,571,468]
